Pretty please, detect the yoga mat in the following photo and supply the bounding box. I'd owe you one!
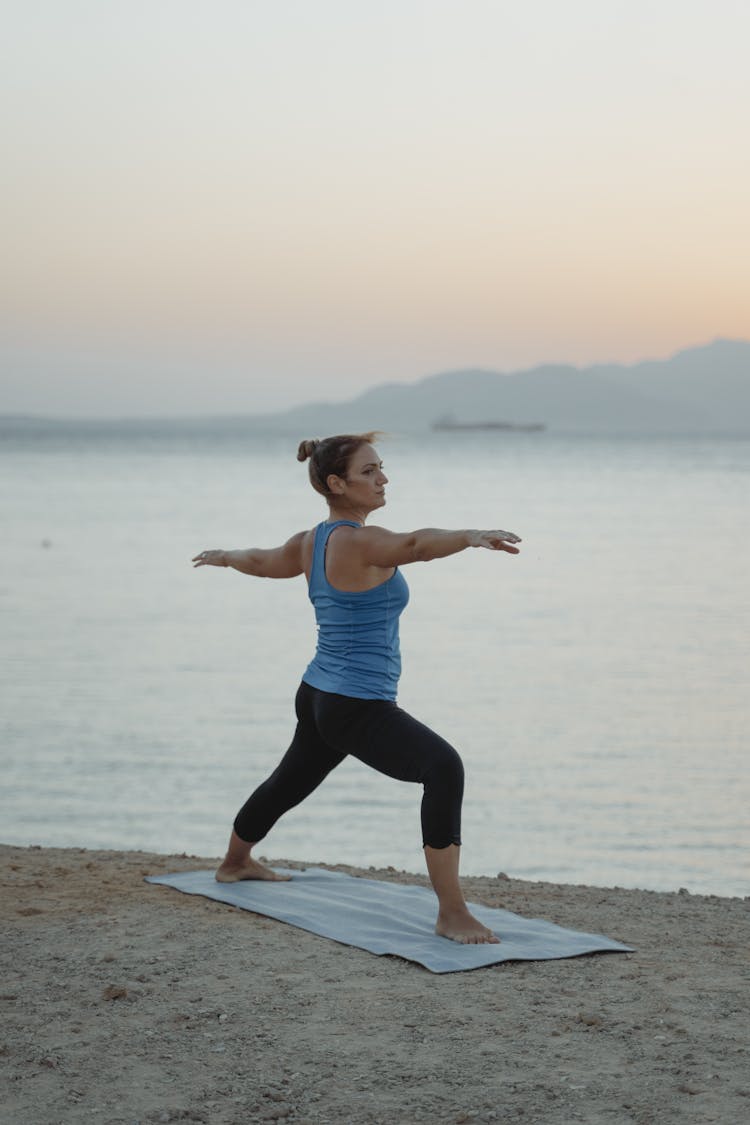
[146,867,633,973]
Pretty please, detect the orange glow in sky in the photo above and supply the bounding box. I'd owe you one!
[2,1,749,415]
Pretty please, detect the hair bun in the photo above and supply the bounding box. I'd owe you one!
[296,438,320,462]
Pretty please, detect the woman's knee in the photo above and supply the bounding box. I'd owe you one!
[425,740,464,791]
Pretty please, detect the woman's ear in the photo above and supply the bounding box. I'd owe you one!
[327,474,345,495]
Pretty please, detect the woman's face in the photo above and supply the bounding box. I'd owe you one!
[331,443,388,511]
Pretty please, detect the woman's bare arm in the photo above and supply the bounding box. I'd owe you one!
[192,531,307,578]
[352,526,521,568]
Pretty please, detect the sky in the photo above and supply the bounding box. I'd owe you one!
[2,0,749,417]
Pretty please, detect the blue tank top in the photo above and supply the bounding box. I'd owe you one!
[302,520,410,701]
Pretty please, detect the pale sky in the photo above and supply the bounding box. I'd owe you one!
[2,0,749,416]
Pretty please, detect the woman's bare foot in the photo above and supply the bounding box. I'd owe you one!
[215,857,292,883]
[424,844,500,945]
[435,906,500,945]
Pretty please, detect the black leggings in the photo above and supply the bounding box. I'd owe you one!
[234,681,464,849]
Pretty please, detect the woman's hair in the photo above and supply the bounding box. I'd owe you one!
[297,432,380,497]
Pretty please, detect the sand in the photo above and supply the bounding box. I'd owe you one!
[1,844,748,1125]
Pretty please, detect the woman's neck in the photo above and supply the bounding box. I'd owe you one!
[326,502,367,525]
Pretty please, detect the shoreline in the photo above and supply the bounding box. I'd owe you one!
[3,843,748,1124]
[3,836,743,902]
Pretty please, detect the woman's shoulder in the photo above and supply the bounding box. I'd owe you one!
[324,522,400,583]
[324,521,392,548]
[297,526,317,575]
[329,521,390,537]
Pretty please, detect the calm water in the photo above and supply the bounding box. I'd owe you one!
[1,425,748,896]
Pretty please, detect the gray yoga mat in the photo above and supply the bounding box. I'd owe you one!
[145,866,633,973]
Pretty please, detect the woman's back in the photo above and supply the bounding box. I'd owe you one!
[305,521,396,592]
[302,520,409,701]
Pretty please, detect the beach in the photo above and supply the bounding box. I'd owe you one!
[2,844,748,1124]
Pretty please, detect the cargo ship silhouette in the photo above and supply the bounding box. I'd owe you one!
[432,415,545,432]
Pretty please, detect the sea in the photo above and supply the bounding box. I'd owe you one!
[1,421,748,898]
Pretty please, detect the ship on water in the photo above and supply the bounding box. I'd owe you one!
[432,414,545,432]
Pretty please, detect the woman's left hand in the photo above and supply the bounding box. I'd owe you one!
[192,549,228,568]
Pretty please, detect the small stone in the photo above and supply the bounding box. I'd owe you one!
[576,1012,603,1027]
[102,985,128,1001]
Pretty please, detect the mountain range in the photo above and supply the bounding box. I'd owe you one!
[254,338,750,435]
[2,338,749,435]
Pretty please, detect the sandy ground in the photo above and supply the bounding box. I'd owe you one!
[1,844,748,1125]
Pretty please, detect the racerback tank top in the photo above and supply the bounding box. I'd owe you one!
[302,520,410,701]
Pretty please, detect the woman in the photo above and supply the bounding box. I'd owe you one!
[193,432,521,945]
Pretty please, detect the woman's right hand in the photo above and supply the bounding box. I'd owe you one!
[469,530,522,553]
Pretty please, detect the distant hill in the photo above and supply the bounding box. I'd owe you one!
[2,338,748,435]
[252,338,750,435]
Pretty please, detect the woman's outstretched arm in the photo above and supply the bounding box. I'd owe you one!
[353,526,521,567]
[192,531,307,578]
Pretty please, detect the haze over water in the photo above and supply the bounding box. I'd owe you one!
[2,424,747,897]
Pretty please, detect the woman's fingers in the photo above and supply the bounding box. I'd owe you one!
[482,533,521,552]
[192,549,222,567]
[481,531,521,547]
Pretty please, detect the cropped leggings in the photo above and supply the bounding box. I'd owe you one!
[234,681,464,849]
